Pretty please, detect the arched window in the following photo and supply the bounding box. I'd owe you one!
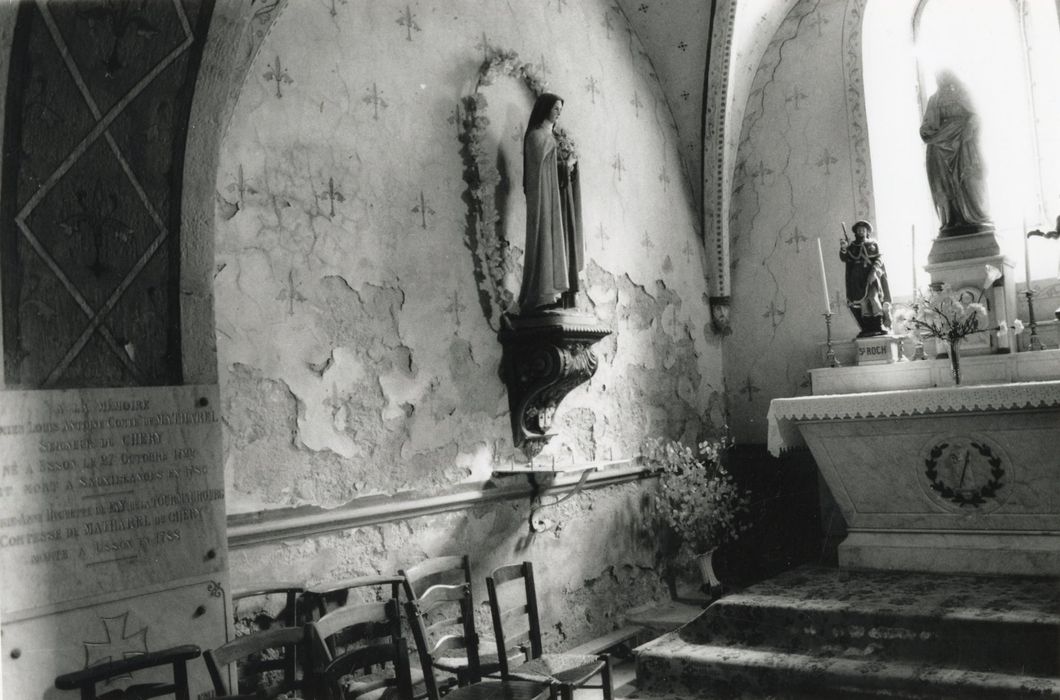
[864,0,1060,298]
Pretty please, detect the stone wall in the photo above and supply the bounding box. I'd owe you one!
[215,0,724,647]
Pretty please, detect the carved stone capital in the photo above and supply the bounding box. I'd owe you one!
[498,312,611,457]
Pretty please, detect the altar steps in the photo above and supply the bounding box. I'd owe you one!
[634,565,1060,699]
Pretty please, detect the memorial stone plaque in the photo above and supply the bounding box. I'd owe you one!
[1,385,228,699]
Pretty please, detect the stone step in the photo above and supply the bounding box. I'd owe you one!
[636,638,1060,699]
[634,566,1060,699]
[692,596,1059,676]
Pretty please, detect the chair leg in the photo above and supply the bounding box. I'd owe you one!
[600,654,614,700]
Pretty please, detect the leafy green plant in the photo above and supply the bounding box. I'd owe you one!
[643,436,749,561]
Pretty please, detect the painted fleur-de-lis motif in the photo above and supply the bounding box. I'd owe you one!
[749,160,774,187]
[586,76,601,104]
[658,166,670,191]
[276,268,307,316]
[77,1,159,77]
[598,222,610,247]
[396,5,421,41]
[740,375,761,403]
[677,40,688,51]
[816,148,838,175]
[412,190,435,229]
[785,226,808,253]
[226,164,257,210]
[785,85,808,111]
[263,56,293,98]
[680,90,690,101]
[317,177,345,218]
[612,153,626,181]
[638,3,649,13]
[443,289,467,328]
[640,230,654,252]
[807,11,829,37]
[630,91,643,118]
[763,300,786,329]
[363,83,388,120]
[327,0,347,17]
[61,185,133,278]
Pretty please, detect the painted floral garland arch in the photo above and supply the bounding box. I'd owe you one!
[460,48,573,331]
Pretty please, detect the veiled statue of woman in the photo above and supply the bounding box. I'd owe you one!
[519,93,584,313]
[919,70,993,237]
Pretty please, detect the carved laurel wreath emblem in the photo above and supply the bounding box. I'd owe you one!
[924,440,1005,507]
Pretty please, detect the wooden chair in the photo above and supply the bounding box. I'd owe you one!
[54,644,201,700]
[307,598,413,700]
[487,562,613,700]
[232,581,306,627]
[405,586,552,700]
[303,574,405,621]
[203,626,308,699]
[399,555,518,686]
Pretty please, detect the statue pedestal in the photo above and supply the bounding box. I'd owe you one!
[855,335,900,365]
[498,312,611,457]
[925,253,1018,354]
[927,231,1000,264]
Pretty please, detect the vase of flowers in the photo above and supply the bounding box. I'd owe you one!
[642,435,749,599]
[891,283,994,385]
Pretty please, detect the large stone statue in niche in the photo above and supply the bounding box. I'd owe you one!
[839,220,891,337]
[919,70,994,237]
[519,93,584,313]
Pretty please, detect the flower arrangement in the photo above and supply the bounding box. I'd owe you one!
[888,266,1024,382]
[643,436,749,561]
[891,286,990,347]
[555,126,577,166]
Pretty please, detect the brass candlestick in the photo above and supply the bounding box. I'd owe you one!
[824,312,839,367]
[1025,288,1045,351]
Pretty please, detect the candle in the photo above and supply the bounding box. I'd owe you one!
[911,224,917,296]
[1023,219,1032,290]
[816,238,831,315]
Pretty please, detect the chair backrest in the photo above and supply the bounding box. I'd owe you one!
[304,574,405,620]
[54,644,200,700]
[399,554,471,600]
[405,582,482,698]
[308,598,412,700]
[203,626,307,699]
[486,561,543,675]
[232,581,306,627]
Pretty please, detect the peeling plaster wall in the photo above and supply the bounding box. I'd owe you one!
[725,0,872,444]
[215,1,723,646]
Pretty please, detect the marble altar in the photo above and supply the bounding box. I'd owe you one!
[768,380,1060,575]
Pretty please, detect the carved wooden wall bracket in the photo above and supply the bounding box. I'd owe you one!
[498,312,611,457]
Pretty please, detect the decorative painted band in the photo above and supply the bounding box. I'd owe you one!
[226,462,650,548]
